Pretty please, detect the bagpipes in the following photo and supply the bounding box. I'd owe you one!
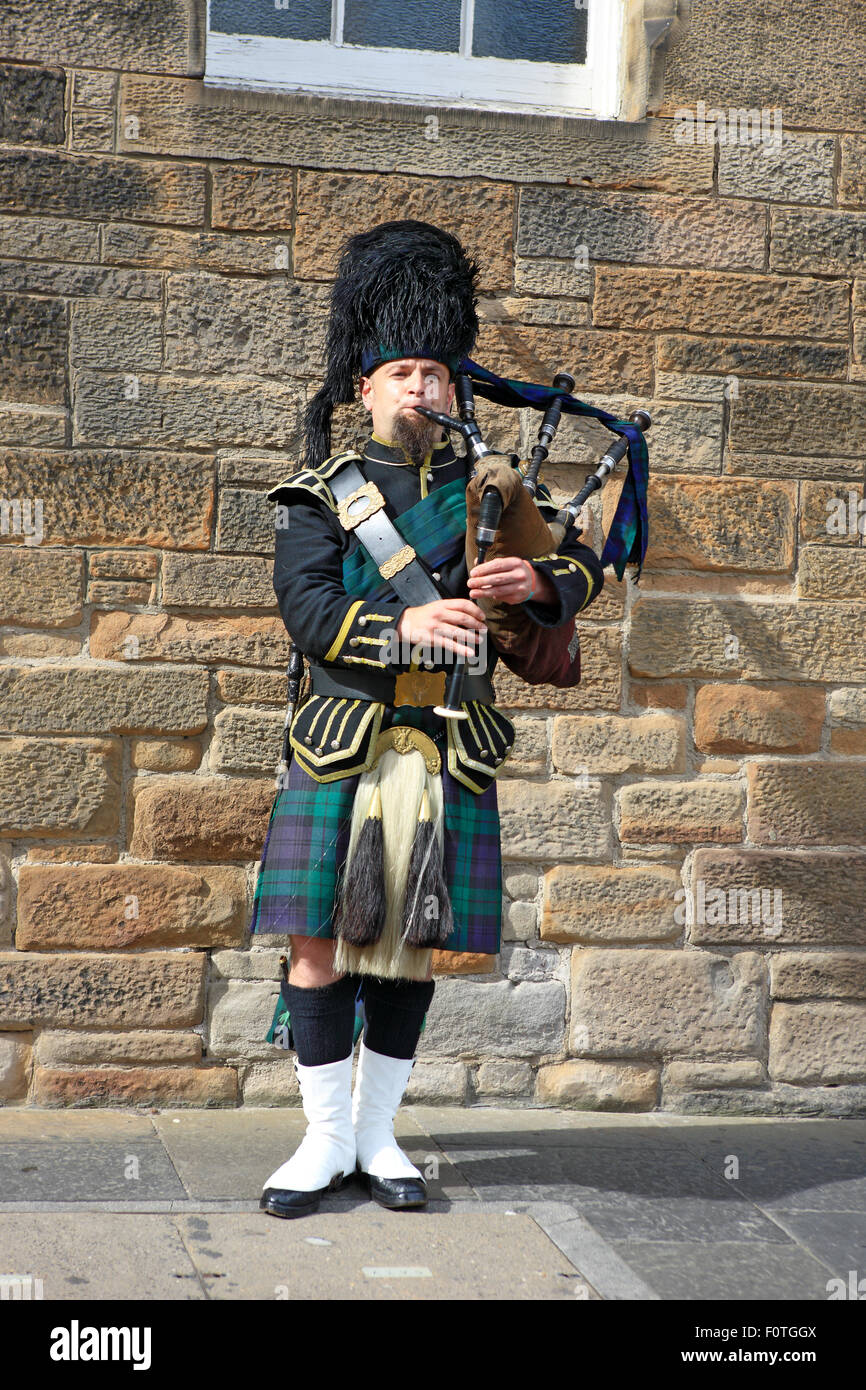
[413,358,651,718]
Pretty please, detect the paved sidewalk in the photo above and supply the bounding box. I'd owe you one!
[0,1105,864,1300]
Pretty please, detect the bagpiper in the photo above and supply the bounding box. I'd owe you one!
[252,219,610,1219]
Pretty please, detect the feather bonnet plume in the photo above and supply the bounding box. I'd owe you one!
[303,219,481,469]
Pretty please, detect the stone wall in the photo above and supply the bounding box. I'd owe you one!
[0,0,864,1114]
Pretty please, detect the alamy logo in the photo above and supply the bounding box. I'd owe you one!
[49,1320,152,1371]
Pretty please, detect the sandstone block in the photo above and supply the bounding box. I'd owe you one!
[418,978,566,1058]
[0,951,206,1027]
[208,978,281,1061]
[0,447,213,548]
[552,713,685,775]
[769,1003,866,1084]
[165,273,329,375]
[658,332,846,382]
[0,1031,31,1098]
[0,293,67,403]
[690,848,866,947]
[211,708,285,774]
[0,737,120,837]
[31,1065,236,1107]
[593,266,847,338]
[541,864,682,943]
[0,148,205,225]
[0,62,65,144]
[475,1060,533,1098]
[748,762,866,846]
[0,1,202,74]
[211,164,295,229]
[664,1060,765,1090]
[162,552,274,608]
[16,863,247,950]
[629,597,866,683]
[129,776,274,862]
[35,1029,201,1065]
[770,206,866,275]
[800,482,864,546]
[771,953,866,1001]
[618,780,744,844]
[536,1059,659,1109]
[498,779,611,861]
[694,683,824,754]
[570,948,764,1057]
[89,611,287,667]
[0,665,209,735]
[518,186,765,270]
[798,548,866,601]
[295,170,513,288]
[644,477,796,572]
[70,299,162,371]
[718,132,835,205]
[73,370,306,450]
[130,738,200,772]
[0,547,82,627]
[103,223,284,274]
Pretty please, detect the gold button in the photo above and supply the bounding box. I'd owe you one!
[568,563,577,572]
[349,636,359,646]
[304,735,312,744]
[330,739,340,748]
[358,615,368,626]
[432,571,441,580]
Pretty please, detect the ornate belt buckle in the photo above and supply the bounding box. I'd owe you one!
[336,480,385,531]
[393,669,446,709]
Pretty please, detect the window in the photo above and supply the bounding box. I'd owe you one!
[204,0,647,120]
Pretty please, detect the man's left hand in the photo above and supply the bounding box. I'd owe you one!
[468,556,557,606]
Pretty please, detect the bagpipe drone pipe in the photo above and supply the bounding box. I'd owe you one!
[413,360,651,718]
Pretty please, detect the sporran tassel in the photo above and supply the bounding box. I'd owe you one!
[401,787,453,948]
[332,783,386,946]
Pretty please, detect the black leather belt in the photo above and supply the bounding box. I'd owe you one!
[308,662,495,705]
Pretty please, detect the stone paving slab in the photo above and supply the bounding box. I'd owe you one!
[0,1213,205,1300]
[605,1238,837,1301]
[172,1209,587,1300]
[0,1110,186,1202]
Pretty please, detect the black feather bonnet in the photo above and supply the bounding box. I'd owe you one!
[303,219,481,469]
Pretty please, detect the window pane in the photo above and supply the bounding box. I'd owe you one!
[210,0,332,42]
[472,0,588,64]
[343,0,461,52]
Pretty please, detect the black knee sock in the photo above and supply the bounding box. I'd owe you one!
[359,976,435,1060]
[282,973,359,1066]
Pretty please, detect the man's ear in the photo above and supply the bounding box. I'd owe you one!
[359,374,373,411]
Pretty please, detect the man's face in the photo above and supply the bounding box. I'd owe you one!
[359,358,455,461]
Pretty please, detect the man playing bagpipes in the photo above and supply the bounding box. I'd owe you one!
[251,220,649,1219]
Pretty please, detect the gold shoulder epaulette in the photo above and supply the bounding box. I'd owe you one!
[266,450,361,511]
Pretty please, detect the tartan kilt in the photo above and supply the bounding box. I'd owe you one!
[249,704,502,955]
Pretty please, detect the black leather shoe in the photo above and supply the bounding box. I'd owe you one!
[357,1164,427,1210]
[260,1170,350,1219]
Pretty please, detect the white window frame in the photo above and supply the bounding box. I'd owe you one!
[204,0,631,121]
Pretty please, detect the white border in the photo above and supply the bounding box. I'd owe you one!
[204,1,628,120]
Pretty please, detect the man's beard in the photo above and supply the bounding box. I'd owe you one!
[391,408,438,465]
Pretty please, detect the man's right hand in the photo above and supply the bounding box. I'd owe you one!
[395,598,487,659]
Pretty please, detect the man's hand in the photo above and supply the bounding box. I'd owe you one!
[468,556,557,606]
[395,598,487,659]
